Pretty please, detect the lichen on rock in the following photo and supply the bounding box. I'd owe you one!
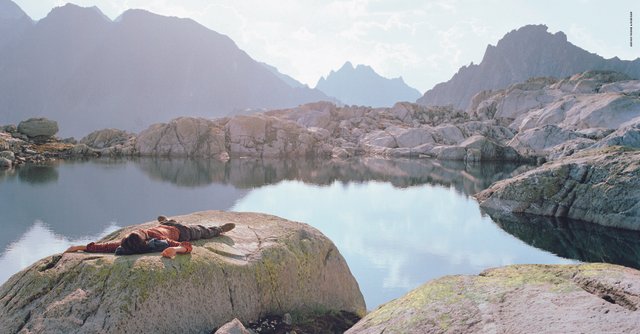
[347,263,640,334]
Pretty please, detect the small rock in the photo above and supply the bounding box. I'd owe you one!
[283,313,293,326]
[23,148,36,155]
[215,318,251,334]
[11,132,28,141]
[2,124,17,133]
[0,151,14,161]
[0,157,11,169]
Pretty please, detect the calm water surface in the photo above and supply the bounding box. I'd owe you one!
[2,158,639,309]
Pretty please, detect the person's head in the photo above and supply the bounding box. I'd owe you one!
[120,230,150,254]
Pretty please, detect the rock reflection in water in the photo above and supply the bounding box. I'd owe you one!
[137,157,529,195]
[485,209,640,269]
[17,164,59,184]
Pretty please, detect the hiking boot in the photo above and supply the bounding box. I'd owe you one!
[220,223,235,233]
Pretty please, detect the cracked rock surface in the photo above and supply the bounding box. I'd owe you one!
[475,147,640,229]
[347,263,640,334]
[0,211,365,334]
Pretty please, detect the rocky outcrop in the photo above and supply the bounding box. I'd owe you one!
[135,117,227,158]
[226,114,332,158]
[0,211,365,334]
[476,147,640,229]
[17,118,58,141]
[465,71,640,160]
[80,128,134,149]
[347,263,640,334]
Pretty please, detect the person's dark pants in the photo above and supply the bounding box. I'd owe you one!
[160,221,222,242]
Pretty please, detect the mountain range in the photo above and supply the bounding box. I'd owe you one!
[417,25,640,110]
[316,61,421,107]
[0,1,332,137]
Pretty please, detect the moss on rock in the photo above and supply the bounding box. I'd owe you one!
[347,263,640,334]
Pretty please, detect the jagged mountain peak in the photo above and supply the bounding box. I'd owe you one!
[42,2,111,24]
[417,24,640,110]
[316,62,421,107]
[0,1,333,137]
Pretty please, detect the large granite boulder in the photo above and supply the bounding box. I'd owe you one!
[0,211,365,334]
[135,117,228,158]
[17,118,59,140]
[476,147,640,229]
[347,263,640,334]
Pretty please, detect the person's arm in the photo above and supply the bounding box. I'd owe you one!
[64,245,87,253]
[84,241,122,253]
[161,240,192,259]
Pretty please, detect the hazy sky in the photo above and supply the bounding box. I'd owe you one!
[13,0,640,92]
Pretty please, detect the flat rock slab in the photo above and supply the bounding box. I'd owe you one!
[0,211,365,334]
[347,263,640,334]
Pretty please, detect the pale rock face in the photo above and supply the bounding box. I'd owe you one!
[80,128,134,149]
[361,131,397,149]
[214,318,251,334]
[226,115,268,156]
[392,127,435,148]
[135,117,226,157]
[0,211,366,334]
[226,114,329,158]
[493,87,556,123]
[432,125,465,145]
[595,120,640,149]
[508,125,579,158]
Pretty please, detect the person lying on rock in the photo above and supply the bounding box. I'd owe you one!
[64,216,235,258]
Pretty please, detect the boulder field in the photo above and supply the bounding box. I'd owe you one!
[347,263,640,334]
[0,211,365,334]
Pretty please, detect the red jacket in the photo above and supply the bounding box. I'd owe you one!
[85,225,193,253]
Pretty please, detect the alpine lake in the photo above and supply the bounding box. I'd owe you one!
[2,157,639,309]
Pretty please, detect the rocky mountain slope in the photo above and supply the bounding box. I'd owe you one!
[0,0,32,48]
[0,1,331,137]
[417,25,640,110]
[316,62,421,107]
